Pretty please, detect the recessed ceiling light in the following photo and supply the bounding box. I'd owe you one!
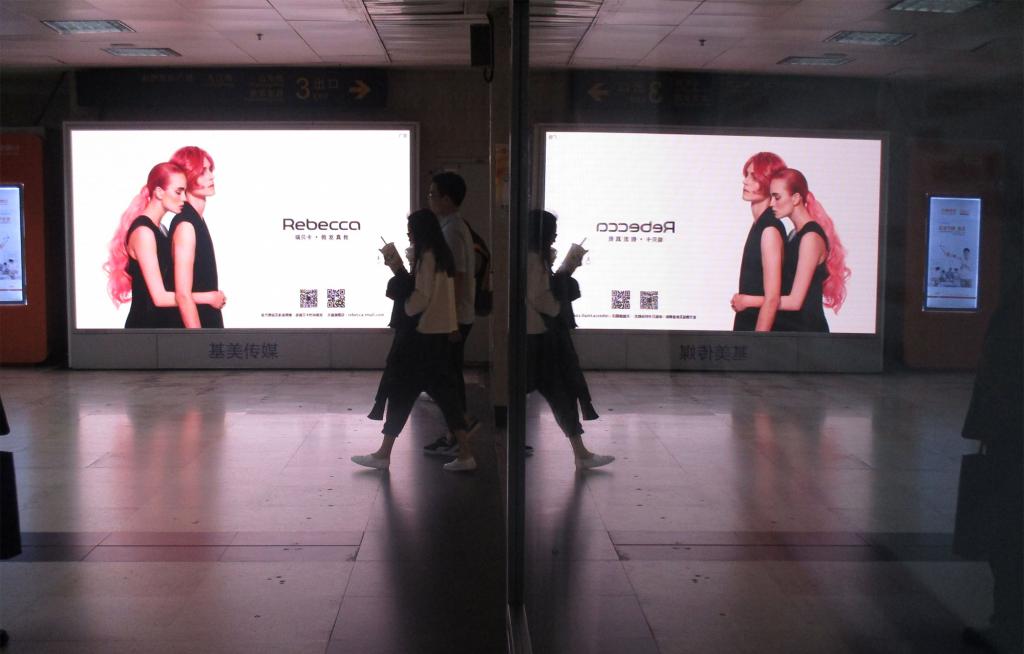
[42,19,135,34]
[826,31,914,46]
[778,54,854,66]
[103,47,181,57]
[889,0,985,13]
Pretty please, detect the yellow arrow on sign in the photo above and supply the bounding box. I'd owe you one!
[349,80,371,100]
[588,82,609,102]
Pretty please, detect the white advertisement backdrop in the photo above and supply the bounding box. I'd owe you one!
[69,127,413,329]
[542,130,882,334]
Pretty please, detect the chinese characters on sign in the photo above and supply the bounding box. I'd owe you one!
[209,342,279,360]
[680,345,748,362]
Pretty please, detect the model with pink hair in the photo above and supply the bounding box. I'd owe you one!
[168,146,226,328]
[731,152,787,331]
[103,162,225,328]
[732,168,850,332]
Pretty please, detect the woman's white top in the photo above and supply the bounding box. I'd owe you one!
[405,250,458,334]
[526,250,561,335]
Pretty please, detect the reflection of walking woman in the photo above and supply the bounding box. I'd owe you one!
[528,210,613,469]
[353,209,476,472]
[169,146,226,328]
[104,163,224,328]
[732,152,787,332]
[732,168,850,332]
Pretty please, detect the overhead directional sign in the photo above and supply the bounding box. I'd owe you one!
[572,71,715,119]
[78,68,388,110]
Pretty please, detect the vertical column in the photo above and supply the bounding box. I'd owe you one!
[488,7,511,421]
[506,0,530,632]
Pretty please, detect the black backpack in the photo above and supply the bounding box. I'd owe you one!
[466,223,493,317]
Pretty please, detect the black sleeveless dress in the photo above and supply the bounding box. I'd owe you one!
[774,221,830,333]
[168,203,223,328]
[733,208,787,331]
[124,216,182,329]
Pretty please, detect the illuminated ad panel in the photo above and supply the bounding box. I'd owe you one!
[68,126,413,329]
[924,196,981,311]
[541,129,883,333]
[0,184,26,305]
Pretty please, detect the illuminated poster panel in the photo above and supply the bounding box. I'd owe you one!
[924,196,981,311]
[0,184,27,305]
[67,125,414,329]
[541,129,883,334]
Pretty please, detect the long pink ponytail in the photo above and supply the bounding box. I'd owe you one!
[773,168,850,313]
[103,162,184,307]
[804,191,850,312]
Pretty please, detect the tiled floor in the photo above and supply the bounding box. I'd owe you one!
[523,371,998,654]
[0,369,506,654]
[0,369,1002,654]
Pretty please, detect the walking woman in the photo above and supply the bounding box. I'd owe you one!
[528,210,613,469]
[104,162,224,328]
[731,168,850,331]
[169,146,226,328]
[353,209,476,472]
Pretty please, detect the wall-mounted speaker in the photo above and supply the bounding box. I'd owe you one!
[471,23,493,68]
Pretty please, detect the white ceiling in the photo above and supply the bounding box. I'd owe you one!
[0,0,1020,79]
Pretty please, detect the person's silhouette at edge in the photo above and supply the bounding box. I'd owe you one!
[959,271,1022,654]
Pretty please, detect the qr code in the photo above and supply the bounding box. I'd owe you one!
[640,291,659,310]
[327,288,346,308]
[611,290,631,310]
[299,289,318,308]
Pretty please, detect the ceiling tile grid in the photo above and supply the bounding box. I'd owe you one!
[0,0,1017,80]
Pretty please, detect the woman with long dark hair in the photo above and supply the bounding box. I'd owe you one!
[104,162,224,328]
[527,210,613,469]
[169,146,226,328]
[353,209,476,472]
[731,168,850,331]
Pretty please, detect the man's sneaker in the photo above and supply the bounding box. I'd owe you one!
[423,436,458,457]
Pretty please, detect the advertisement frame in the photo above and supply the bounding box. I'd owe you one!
[63,121,419,369]
[922,193,982,313]
[533,123,889,371]
[0,183,28,306]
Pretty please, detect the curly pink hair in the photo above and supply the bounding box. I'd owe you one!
[742,152,787,197]
[103,162,184,307]
[772,168,850,313]
[170,146,214,193]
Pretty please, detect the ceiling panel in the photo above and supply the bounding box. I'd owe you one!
[574,24,675,60]
[0,0,1017,80]
[596,0,700,26]
[694,1,796,18]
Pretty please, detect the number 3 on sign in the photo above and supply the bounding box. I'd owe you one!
[296,77,310,100]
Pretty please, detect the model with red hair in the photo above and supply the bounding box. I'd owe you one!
[731,152,787,331]
[732,168,850,332]
[168,146,227,328]
[103,162,225,328]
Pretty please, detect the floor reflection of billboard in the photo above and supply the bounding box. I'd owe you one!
[925,196,981,311]
[68,125,414,329]
[0,185,26,305]
[541,129,883,334]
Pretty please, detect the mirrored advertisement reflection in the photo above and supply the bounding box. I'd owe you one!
[541,130,883,334]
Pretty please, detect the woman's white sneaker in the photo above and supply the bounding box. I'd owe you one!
[575,454,614,470]
[443,457,477,472]
[351,454,390,470]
